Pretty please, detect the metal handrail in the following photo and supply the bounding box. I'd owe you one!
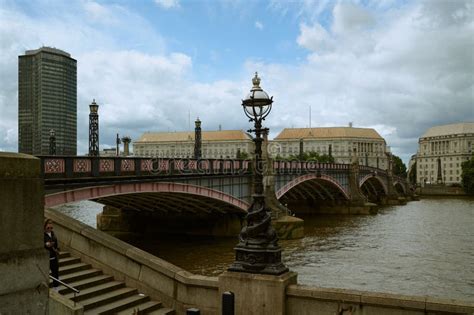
[50,275,80,306]
[49,275,80,293]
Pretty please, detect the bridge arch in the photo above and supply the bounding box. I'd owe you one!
[393,181,407,195]
[359,174,388,194]
[359,174,388,203]
[45,182,249,215]
[276,174,350,201]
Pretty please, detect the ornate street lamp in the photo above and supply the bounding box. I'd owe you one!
[88,99,99,157]
[228,73,288,275]
[49,129,56,155]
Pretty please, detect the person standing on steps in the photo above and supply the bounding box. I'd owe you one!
[44,219,60,290]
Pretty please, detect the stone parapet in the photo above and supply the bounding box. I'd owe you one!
[219,271,298,315]
[48,289,84,315]
[46,207,473,315]
[286,285,474,315]
[0,152,48,314]
[46,208,220,314]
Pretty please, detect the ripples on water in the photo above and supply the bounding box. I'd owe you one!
[53,201,102,227]
[55,197,474,301]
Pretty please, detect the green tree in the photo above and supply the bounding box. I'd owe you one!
[391,154,407,177]
[287,151,335,163]
[461,156,474,195]
[236,151,249,159]
[408,161,417,184]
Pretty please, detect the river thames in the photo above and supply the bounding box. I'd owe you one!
[55,197,474,302]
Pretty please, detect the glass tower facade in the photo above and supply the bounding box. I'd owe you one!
[18,47,77,155]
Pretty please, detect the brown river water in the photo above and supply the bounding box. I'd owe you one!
[55,197,474,302]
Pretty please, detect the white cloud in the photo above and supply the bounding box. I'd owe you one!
[296,23,333,52]
[4,129,16,145]
[154,0,180,9]
[0,0,472,166]
[269,0,332,21]
[255,21,264,30]
[332,2,375,34]
[263,0,474,162]
[83,1,118,25]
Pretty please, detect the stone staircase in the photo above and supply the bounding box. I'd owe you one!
[52,251,174,315]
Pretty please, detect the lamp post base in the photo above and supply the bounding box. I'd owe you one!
[218,270,297,315]
[228,245,289,275]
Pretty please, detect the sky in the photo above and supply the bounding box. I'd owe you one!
[0,0,473,164]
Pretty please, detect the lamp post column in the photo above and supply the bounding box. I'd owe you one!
[88,99,99,157]
[228,73,288,275]
[49,129,56,155]
[220,73,295,315]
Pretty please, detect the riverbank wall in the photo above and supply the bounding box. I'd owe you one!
[0,153,49,314]
[417,184,466,196]
[45,208,474,315]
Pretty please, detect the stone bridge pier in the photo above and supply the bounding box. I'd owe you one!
[97,204,244,240]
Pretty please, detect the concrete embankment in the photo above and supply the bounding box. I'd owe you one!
[0,153,49,314]
[46,208,474,315]
[418,184,466,196]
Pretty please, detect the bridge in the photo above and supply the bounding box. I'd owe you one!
[2,146,470,315]
[41,155,411,237]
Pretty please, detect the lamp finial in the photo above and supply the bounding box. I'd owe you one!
[252,72,260,88]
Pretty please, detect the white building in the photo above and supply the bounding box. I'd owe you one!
[271,126,389,169]
[416,122,474,185]
[133,130,253,159]
[99,148,117,157]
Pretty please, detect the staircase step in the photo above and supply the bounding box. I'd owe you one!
[58,251,71,259]
[65,281,125,301]
[59,256,81,267]
[58,268,103,284]
[59,262,92,276]
[115,301,163,315]
[59,274,115,294]
[84,293,149,314]
[80,287,138,311]
[54,253,175,314]
[147,308,175,315]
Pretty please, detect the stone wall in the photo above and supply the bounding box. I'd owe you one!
[286,285,474,315]
[418,184,466,196]
[45,208,220,314]
[46,208,474,315]
[0,153,49,314]
[48,290,84,315]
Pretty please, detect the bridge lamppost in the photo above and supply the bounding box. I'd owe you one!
[88,99,99,157]
[228,73,288,275]
[49,129,56,155]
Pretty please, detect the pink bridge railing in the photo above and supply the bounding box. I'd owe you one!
[39,155,353,180]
